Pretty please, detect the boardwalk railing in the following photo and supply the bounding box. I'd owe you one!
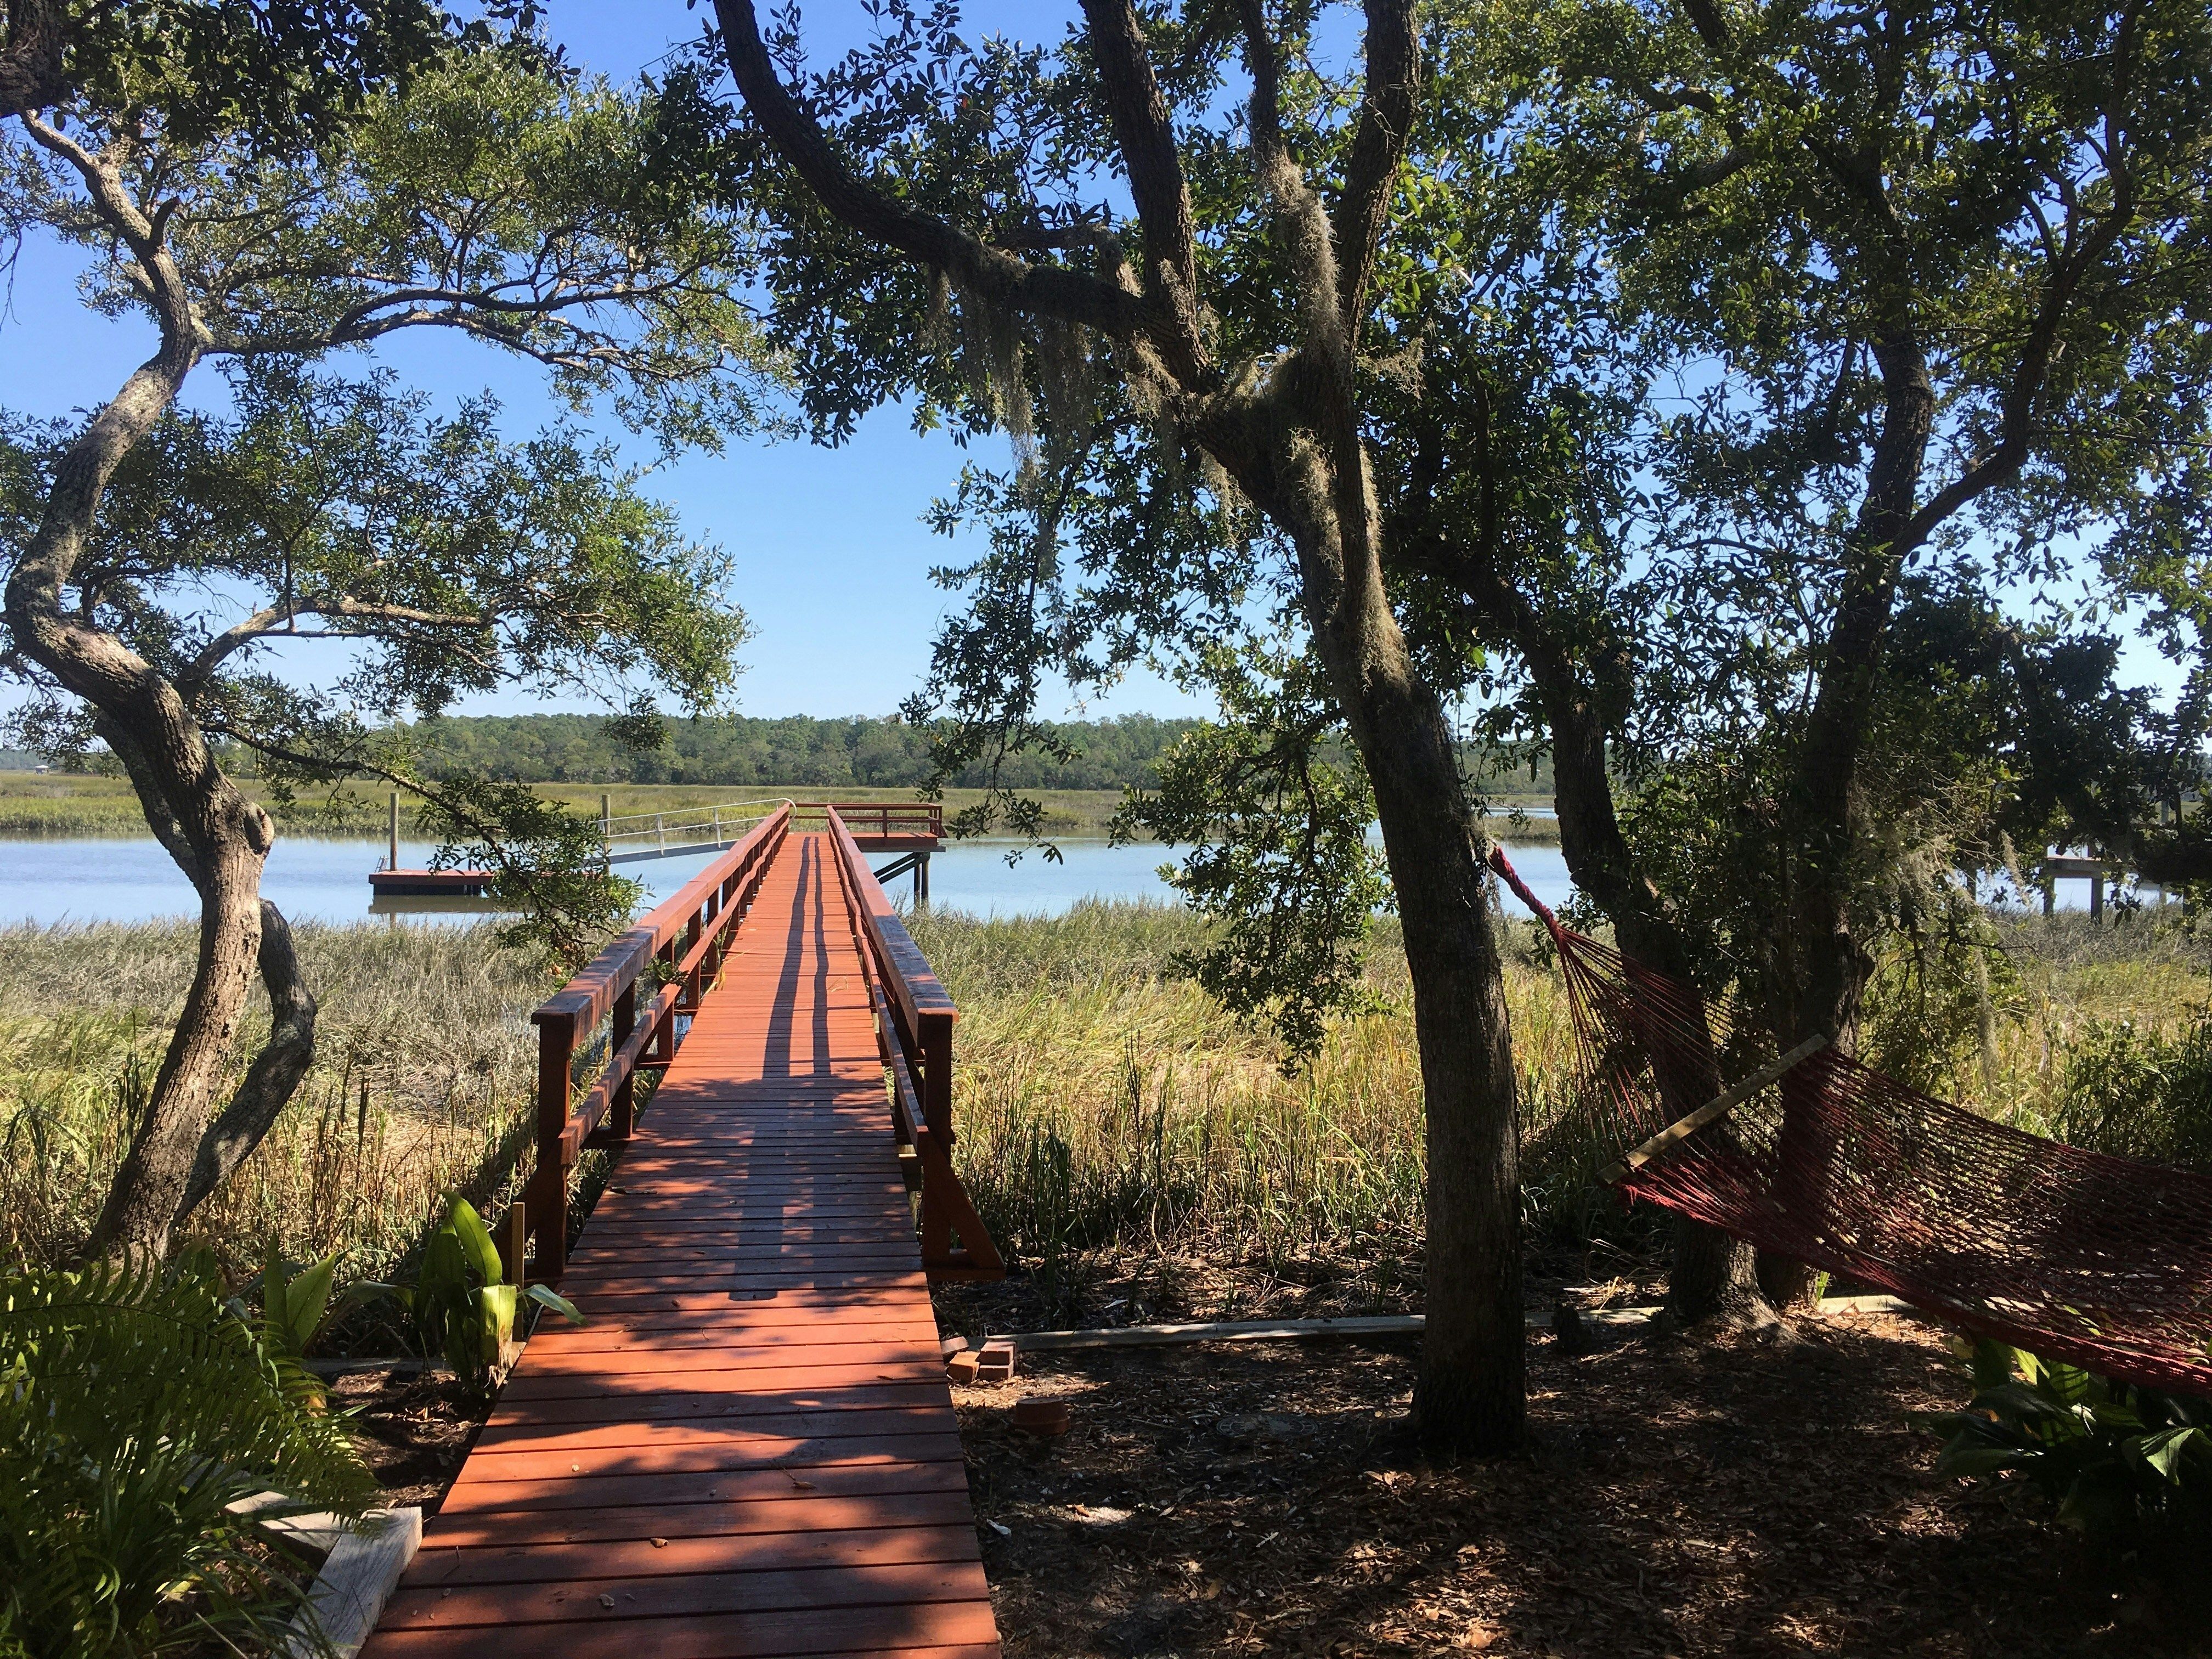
[792,799,943,840]
[517,805,792,1280]
[597,798,788,864]
[826,806,1005,1281]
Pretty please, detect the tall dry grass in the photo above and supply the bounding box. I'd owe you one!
[5,896,2197,1307]
[0,921,548,1276]
[911,904,1592,1308]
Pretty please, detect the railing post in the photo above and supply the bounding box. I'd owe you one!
[919,1011,954,1148]
[610,981,636,1139]
[530,1011,575,1281]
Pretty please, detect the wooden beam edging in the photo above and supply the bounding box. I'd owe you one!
[988,1295,1924,1355]
[1597,1032,1831,1186]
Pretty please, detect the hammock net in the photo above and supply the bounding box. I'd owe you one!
[1490,848,2212,1396]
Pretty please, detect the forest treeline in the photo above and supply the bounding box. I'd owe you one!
[387,712,1563,795]
[398,712,1204,789]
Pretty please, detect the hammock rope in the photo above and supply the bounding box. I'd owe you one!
[1491,847,2212,1395]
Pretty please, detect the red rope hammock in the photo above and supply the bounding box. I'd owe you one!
[1491,847,2212,1395]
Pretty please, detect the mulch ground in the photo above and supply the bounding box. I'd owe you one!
[334,1286,2202,1655]
[952,1311,2197,1658]
[331,1368,482,1513]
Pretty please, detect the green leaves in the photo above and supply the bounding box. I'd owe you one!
[1920,1338,2212,1559]
[1115,646,1390,1060]
[387,1194,583,1397]
[0,1255,375,1658]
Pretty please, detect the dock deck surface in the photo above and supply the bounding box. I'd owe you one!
[362,833,1000,1659]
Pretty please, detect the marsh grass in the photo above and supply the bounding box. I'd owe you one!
[911,904,1596,1314]
[0,772,1148,839]
[4,896,2197,1323]
[0,921,546,1277]
[1940,910,2212,1136]
[0,770,1568,844]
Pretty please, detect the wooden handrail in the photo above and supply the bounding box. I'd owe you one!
[824,807,1002,1282]
[518,805,791,1280]
[792,800,943,838]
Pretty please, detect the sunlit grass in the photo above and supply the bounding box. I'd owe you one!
[2,896,2196,1303]
[0,920,547,1275]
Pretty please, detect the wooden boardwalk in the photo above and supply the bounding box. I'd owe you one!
[363,830,1001,1659]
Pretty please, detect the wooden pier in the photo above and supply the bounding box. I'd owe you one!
[362,806,1003,1659]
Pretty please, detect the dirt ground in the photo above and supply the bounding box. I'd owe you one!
[334,1288,2201,1656]
[953,1311,2196,1658]
[331,1368,482,1513]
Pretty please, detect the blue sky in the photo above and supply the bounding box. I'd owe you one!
[0,1,1204,723]
[1,1,2181,727]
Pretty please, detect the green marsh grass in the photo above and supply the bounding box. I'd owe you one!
[0,920,546,1276]
[3,896,2188,1310]
[910,903,1587,1308]
[0,772,1157,840]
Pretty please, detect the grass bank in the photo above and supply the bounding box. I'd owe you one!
[915,902,2212,1321]
[0,773,1142,839]
[0,770,1563,844]
[0,921,547,1276]
[1,898,2176,1304]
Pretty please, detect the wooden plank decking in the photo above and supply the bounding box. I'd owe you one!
[362,833,1000,1659]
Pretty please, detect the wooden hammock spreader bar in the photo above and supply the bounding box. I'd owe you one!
[1599,1032,1830,1185]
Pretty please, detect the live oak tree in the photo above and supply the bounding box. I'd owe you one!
[1,38,772,1260]
[1492,0,2212,1300]
[0,0,454,133]
[695,0,1534,1447]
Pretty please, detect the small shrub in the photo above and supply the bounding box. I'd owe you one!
[1919,1339,2212,1570]
[2057,1012,2212,1172]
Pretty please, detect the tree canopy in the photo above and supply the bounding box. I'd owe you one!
[1,27,775,1257]
[694,0,2212,1436]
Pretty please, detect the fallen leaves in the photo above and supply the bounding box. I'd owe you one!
[957,1315,2166,1657]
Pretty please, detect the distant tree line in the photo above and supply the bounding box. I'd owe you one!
[387,712,1208,791]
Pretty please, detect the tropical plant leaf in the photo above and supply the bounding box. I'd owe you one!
[524,1284,586,1325]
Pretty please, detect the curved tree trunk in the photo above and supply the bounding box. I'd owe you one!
[1,197,320,1259]
[85,810,274,1256]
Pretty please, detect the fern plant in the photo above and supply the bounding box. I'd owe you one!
[0,1255,376,1659]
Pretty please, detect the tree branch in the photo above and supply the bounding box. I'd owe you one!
[180,596,492,690]
[1239,0,1341,354]
[1330,0,1420,325]
[709,0,1154,345]
[170,897,317,1226]
[1076,0,1210,380]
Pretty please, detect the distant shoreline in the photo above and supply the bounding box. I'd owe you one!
[0,773,1565,843]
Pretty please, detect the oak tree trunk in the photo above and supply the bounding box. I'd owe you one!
[1282,445,1526,1454]
[1542,678,1765,1322]
[1358,697,1526,1453]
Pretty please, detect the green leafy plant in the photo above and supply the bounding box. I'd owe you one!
[374,1195,580,1396]
[0,1255,375,1659]
[2059,1012,2212,1174]
[1920,1339,2212,1561]
[240,1246,387,1410]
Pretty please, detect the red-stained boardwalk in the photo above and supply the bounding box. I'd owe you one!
[362,833,1000,1659]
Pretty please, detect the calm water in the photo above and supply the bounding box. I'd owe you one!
[0,836,1579,926]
